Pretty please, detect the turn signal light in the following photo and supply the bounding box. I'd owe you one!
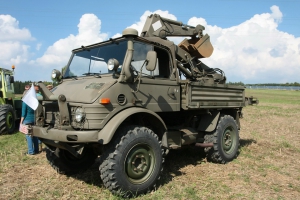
[100,98,110,105]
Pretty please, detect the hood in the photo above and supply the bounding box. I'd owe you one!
[52,76,117,103]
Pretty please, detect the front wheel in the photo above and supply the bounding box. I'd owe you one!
[206,115,239,164]
[0,104,16,135]
[99,126,163,196]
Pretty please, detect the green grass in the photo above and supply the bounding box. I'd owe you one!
[0,132,26,158]
[1,89,300,199]
[246,89,300,104]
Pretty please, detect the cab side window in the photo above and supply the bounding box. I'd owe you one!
[0,73,2,89]
[132,42,155,75]
[132,42,171,79]
[154,47,171,79]
[5,74,11,90]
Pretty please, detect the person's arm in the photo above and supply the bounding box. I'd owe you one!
[20,102,26,124]
[20,117,24,124]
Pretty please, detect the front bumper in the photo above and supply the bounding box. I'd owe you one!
[32,126,99,143]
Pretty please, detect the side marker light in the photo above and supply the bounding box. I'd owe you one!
[100,98,110,104]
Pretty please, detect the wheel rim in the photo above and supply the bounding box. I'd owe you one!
[125,143,156,184]
[6,112,13,129]
[222,126,237,154]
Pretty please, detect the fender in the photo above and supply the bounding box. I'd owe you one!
[97,107,167,144]
[198,111,220,132]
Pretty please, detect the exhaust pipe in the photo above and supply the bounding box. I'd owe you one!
[195,143,213,147]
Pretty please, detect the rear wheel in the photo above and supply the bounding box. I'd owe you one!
[46,146,98,175]
[206,115,239,163]
[99,126,164,196]
[0,104,16,134]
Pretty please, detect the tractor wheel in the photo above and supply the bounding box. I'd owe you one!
[46,146,98,175]
[0,104,16,135]
[99,126,164,197]
[206,115,239,164]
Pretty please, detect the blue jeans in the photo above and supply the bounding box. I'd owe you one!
[25,135,39,154]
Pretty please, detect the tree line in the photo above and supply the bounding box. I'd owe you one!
[227,82,300,87]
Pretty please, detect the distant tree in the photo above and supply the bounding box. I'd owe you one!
[245,82,300,87]
[227,81,245,86]
[14,81,32,94]
[62,65,67,75]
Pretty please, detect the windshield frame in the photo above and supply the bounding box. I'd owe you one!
[63,37,128,79]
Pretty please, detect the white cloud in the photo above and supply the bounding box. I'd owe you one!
[185,6,300,83]
[34,14,108,69]
[1,6,299,84]
[117,7,299,83]
[271,5,283,23]
[0,14,109,81]
[0,15,33,72]
[112,33,122,38]
[23,11,177,81]
[0,15,33,41]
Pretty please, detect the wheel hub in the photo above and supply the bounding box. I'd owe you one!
[126,148,151,179]
[6,112,13,128]
[222,128,234,152]
[125,144,155,184]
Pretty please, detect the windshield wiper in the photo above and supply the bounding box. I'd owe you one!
[82,72,100,76]
[82,73,102,78]
[64,75,78,79]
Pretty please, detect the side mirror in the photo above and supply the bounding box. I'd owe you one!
[146,51,157,71]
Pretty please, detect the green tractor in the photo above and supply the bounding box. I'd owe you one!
[0,66,22,134]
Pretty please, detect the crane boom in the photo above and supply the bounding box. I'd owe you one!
[140,14,213,59]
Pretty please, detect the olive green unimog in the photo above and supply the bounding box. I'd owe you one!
[32,14,250,196]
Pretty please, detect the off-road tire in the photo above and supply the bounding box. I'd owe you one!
[46,147,97,175]
[99,126,164,197]
[206,115,239,164]
[0,104,16,134]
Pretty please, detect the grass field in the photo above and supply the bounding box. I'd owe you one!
[0,89,299,199]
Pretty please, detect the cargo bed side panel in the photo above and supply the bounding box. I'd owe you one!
[181,83,245,109]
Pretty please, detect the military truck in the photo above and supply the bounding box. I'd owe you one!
[32,14,248,196]
[0,66,22,134]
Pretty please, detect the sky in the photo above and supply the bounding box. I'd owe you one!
[0,0,299,84]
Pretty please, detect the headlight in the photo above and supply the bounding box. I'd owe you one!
[51,69,62,82]
[107,58,119,71]
[75,107,85,123]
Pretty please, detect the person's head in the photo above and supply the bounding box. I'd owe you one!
[25,85,30,90]
[22,90,28,98]
[46,85,53,90]
[34,84,40,93]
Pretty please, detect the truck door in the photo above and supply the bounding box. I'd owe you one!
[131,42,180,112]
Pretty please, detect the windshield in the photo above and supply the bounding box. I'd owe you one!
[63,40,127,78]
